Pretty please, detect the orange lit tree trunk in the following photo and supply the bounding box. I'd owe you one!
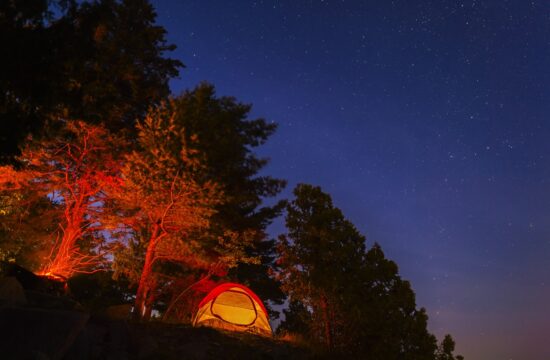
[1,122,122,279]
[143,271,159,321]
[134,224,163,319]
[116,104,243,322]
[42,192,95,278]
[143,292,156,321]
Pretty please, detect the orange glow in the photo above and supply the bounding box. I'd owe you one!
[193,283,272,337]
[1,122,119,280]
[39,232,105,279]
[36,271,67,283]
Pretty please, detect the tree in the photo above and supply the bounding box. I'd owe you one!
[171,84,287,315]
[343,244,438,359]
[277,299,312,337]
[0,0,182,163]
[67,270,133,312]
[0,183,58,270]
[0,121,123,277]
[277,184,366,350]
[436,335,464,360]
[112,103,254,319]
[278,184,446,359]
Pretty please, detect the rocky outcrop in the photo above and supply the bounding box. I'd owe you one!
[0,276,27,305]
[0,306,89,359]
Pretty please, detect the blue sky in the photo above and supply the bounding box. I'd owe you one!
[151,1,550,358]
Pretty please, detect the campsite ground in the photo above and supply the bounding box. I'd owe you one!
[1,305,313,359]
[117,321,312,359]
[0,267,312,359]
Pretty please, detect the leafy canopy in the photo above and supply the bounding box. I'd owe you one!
[0,0,182,163]
[0,121,123,277]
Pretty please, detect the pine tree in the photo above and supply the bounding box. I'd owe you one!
[277,184,366,349]
[171,84,286,315]
[278,184,449,359]
[343,244,438,359]
[436,335,464,360]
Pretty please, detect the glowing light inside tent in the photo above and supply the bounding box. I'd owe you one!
[193,283,272,336]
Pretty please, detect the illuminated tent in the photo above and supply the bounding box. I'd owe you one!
[192,283,272,336]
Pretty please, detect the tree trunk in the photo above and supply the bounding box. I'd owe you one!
[142,277,158,321]
[143,293,155,321]
[320,293,333,350]
[134,225,159,320]
[43,201,85,277]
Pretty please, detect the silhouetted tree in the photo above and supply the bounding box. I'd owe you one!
[278,184,449,359]
[171,84,286,316]
[436,334,464,360]
[277,299,312,337]
[277,184,366,350]
[0,0,182,163]
[343,244,438,359]
[68,271,133,312]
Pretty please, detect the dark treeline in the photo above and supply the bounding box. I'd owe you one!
[0,1,462,359]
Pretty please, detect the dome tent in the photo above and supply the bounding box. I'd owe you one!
[192,283,272,336]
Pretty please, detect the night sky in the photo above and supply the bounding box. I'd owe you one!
[150,1,550,359]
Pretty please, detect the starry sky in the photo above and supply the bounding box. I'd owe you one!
[150,1,550,359]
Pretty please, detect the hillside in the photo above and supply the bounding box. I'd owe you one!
[1,305,311,360]
[0,269,311,360]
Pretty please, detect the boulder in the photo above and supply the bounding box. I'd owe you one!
[103,304,132,320]
[25,289,79,310]
[0,276,27,305]
[0,307,89,359]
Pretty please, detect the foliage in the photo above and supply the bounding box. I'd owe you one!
[228,238,284,319]
[160,270,220,323]
[68,271,134,312]
[277,184,366,349]
[0,188,57,270]
[0,0,182,163]
[278,300,312,336]
[0,2,465,354]
[111,103,256,319]
[436,335,464,360]
[277,184,447,359]
[171,83,286,232]
[0,121,123,277]
[341,244,438,359]
[171,83,287,315]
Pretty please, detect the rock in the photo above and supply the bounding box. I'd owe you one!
[64,319,127,360]
[104,304,132,320]
[135,334,158,359]
[25,289,79,310]
[2,263,45,291]
[23,350,51,359]
[1,263,66,295]
[0,307,89,359]
[0,276,27,305]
